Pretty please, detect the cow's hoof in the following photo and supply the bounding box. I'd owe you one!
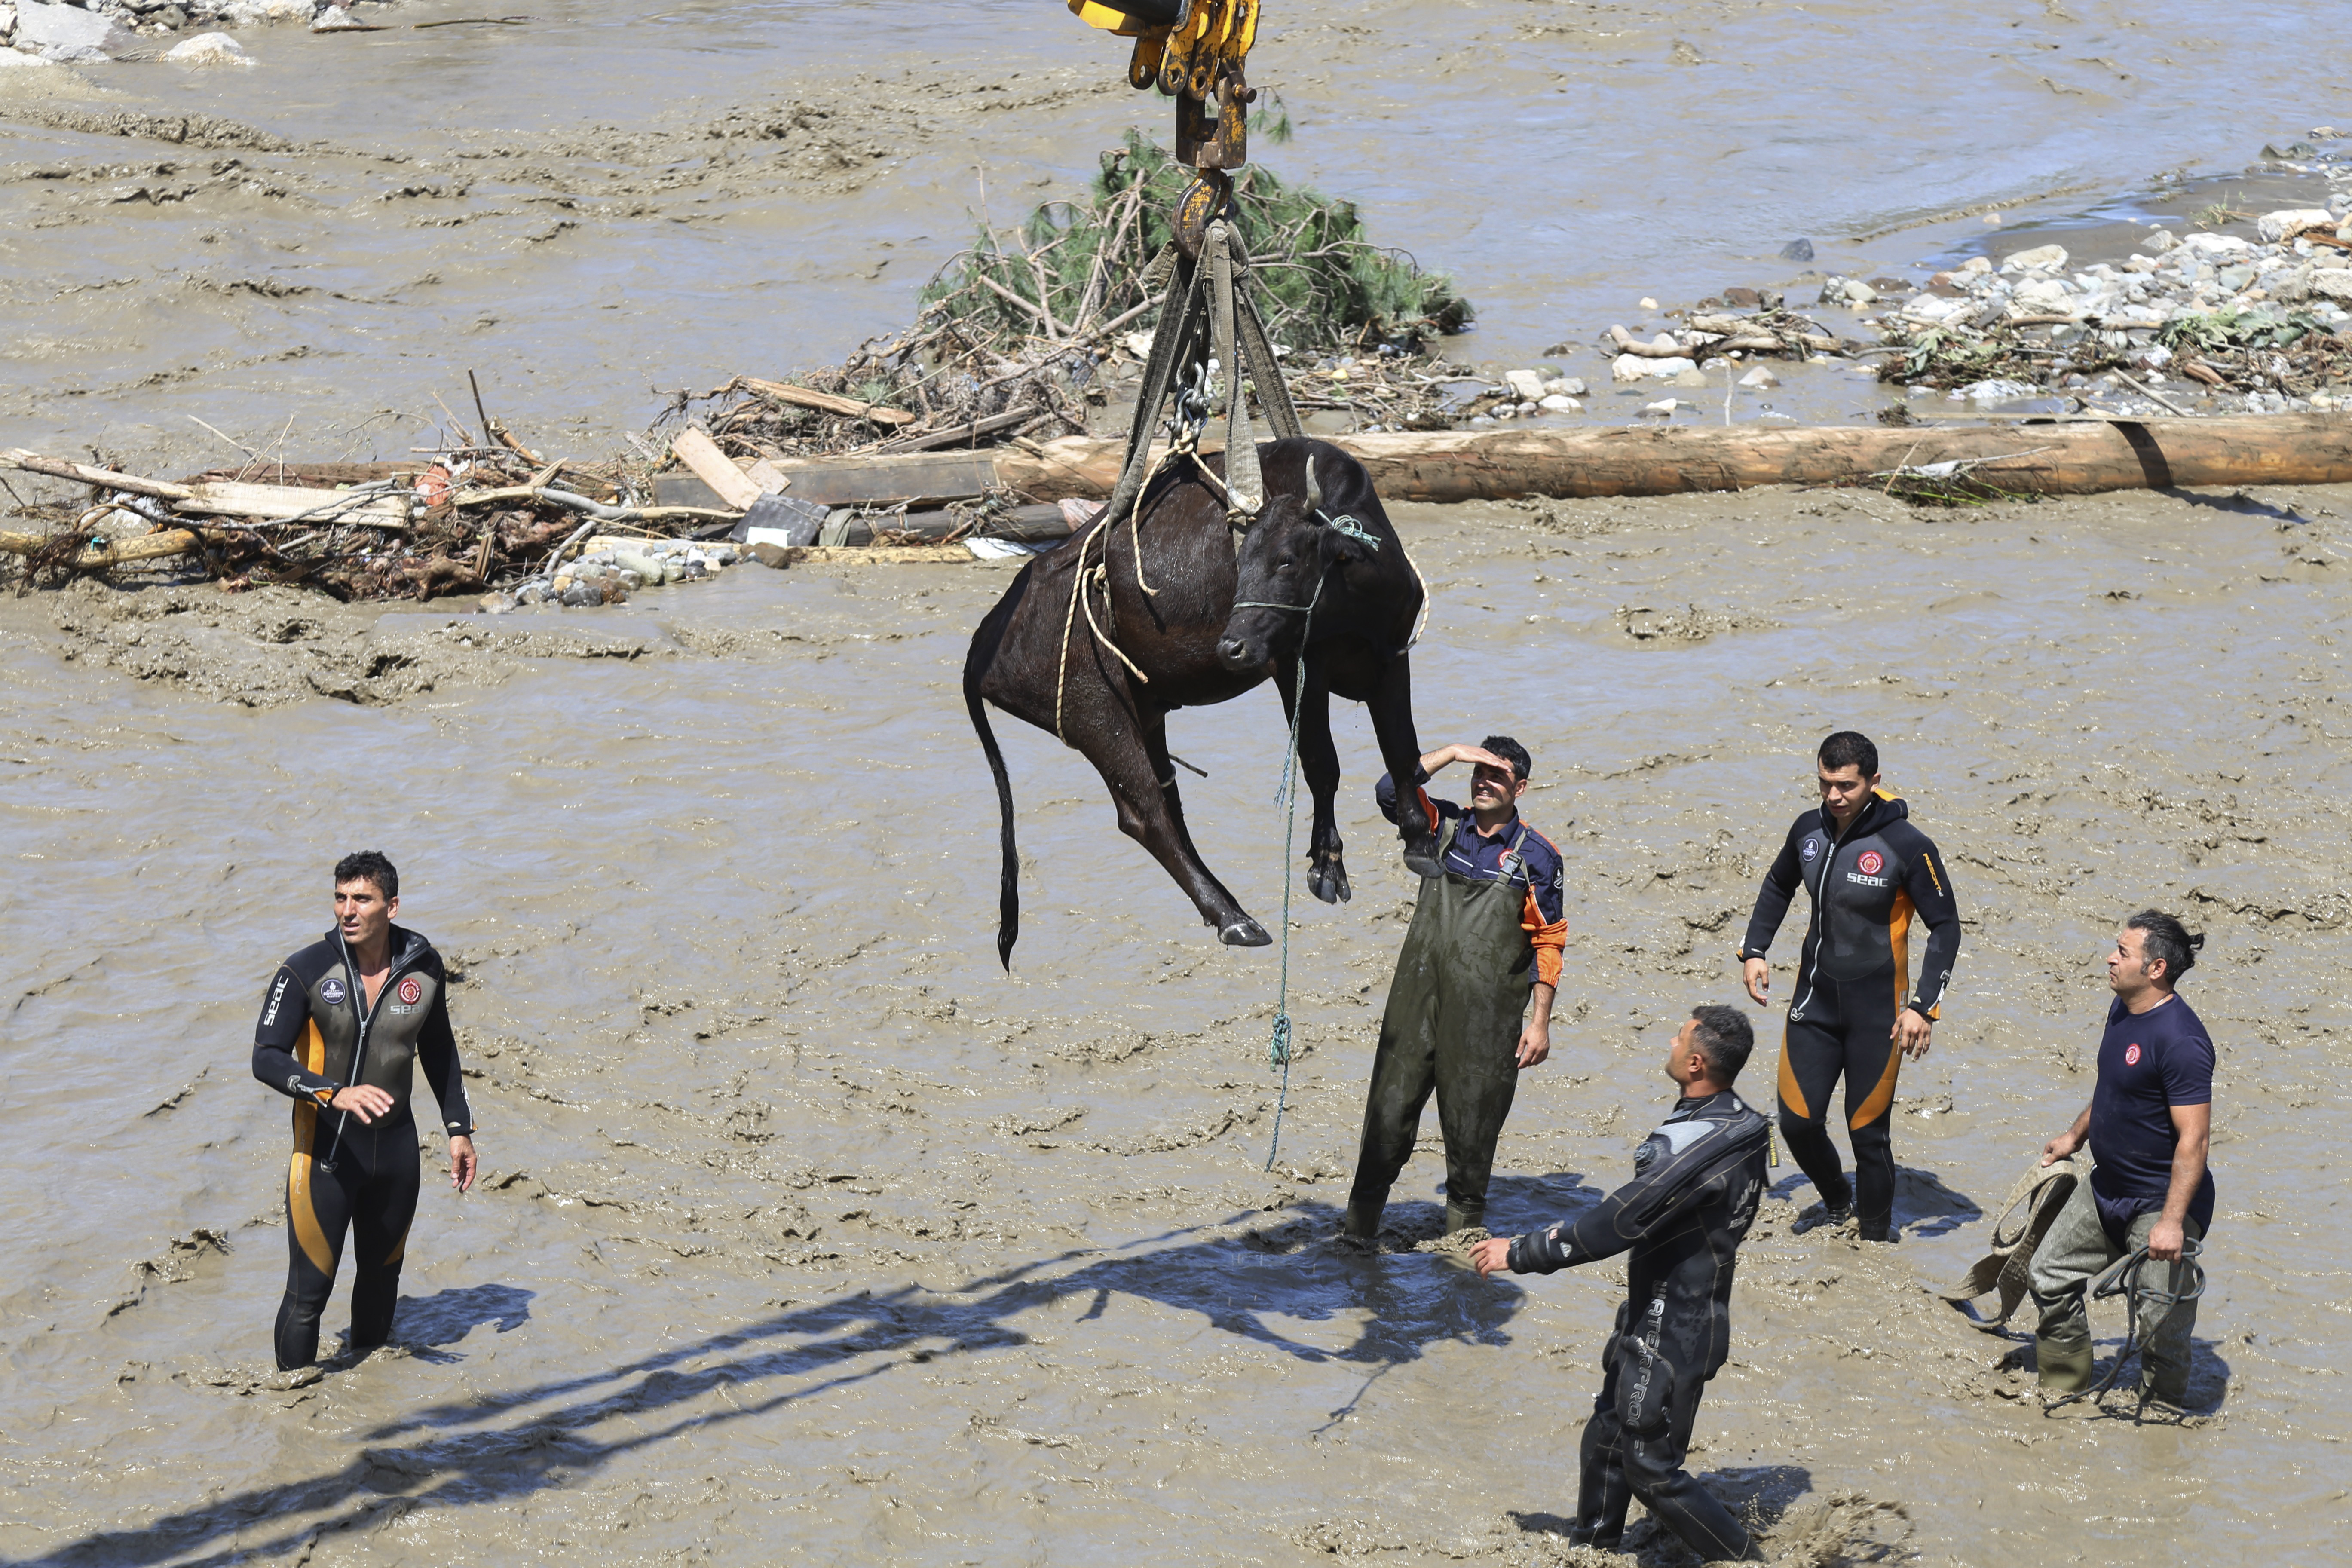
[1308,860,1352,905]
[1219,917,1273,947]
[1400,830,1441,879]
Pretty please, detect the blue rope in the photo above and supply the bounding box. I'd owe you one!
[1264,643,1309,1172]
[1263,574,1326,1173]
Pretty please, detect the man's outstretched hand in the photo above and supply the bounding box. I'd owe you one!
[449,1134,477,1193]
[1470,1237,1515,1278]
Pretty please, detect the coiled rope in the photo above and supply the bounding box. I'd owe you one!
[2043,1236,2207,1421]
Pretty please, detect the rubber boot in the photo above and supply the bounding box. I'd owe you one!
[2036,1332,2095,1392]
[1443,1200,1485,1236]
[1858,1213,1893,1243]
[1341,1196,1384,1241]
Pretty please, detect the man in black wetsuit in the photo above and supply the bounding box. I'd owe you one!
[1473,1005,1770,1561]
[1737,731,1960,1241]
[252,851,476,1369]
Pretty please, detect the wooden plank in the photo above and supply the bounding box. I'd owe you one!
[177,481,411,524]
[668,429,763,511]
[742,376,916,426]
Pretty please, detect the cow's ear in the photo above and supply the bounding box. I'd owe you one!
[1320,522,1371,566]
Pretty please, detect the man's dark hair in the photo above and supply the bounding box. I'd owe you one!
[2126,909,2203,983]
[1818,731,1879,778]
[1689,1004,1755,1081]
[1481,735,1532,782]
[334,850,399,900]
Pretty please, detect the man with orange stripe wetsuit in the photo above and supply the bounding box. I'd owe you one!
[1737,732,1960,1243]
[251,851,476,1370]
[1344,736,1569,1240]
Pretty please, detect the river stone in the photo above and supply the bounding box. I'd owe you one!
[1670,368,1711,387]
[1610,353,1649,383]
[2010,279,2074,314]
[165,31,252,64]
[1545,376,1587,398]
[1504,368,1546,403]
[2307,270,2352,304]
[1537,394,1582,412]
[14,0,134,54]
[0,43,52,65]
[1738,367,1778,389]
[2258,208,2336,243]
[2000,243,2068,273]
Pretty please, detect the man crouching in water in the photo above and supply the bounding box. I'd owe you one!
[1473,1005,1769,1562]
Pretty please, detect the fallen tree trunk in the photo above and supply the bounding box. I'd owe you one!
[0,527,222,569]
[947,413,2352,503]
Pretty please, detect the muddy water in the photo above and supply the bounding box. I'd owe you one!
[0,0,2338,466]
[4,480,2351,1565]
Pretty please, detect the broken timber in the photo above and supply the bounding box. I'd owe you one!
[655,414,2352,507]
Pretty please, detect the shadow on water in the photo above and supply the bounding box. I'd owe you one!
[1768,1166,1983,1240]
[368,1283,536,1365]
[21,1200,1543,1568]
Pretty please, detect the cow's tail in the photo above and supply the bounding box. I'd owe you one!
[964,596,1022,969]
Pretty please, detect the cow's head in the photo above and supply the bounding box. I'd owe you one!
[1216,455,1381,673]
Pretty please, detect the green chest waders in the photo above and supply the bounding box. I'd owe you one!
[1344,816,1535,1237]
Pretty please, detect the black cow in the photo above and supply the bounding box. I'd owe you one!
[965,436,1437,967]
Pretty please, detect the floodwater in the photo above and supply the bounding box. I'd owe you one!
[0,0,2339,467]
[6,481,2352,1565]
[6,4,2352,1566]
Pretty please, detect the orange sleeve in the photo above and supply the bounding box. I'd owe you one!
[1522,887,1566,989]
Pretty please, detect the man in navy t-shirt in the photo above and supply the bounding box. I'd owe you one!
[2029,910,2214,1405]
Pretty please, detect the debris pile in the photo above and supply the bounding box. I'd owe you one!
[655,130,1477,467]
[1877,217,2352,412]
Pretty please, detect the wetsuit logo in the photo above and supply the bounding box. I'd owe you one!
[262,974,288,1027]
[398,977,422,1006]
[2125,1043,2141,1066]
[1856,850,1885,875]
[1801,837,1820,861]
[320,977,347,1006]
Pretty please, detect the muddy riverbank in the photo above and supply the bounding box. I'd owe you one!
[5,0,2349,472]
[4,480,2348,1565]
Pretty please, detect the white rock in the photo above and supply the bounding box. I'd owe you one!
[165,30,252,64]
[1610,353,1650,383]
[0,4,16,40]
[1641,398,1683,416]
[1670,368,1710,388]
[2000,243,2069,273]
[1492,403,1518,419]
[1503,368,1546,403]
[1956,256,1993,275]
[1537,394,1582,413]
[214,0,308,22]
[1840,279,1877,304]
[2307,270,2352,304]
[2138,227,2179,254]
[0,43,54,66]
[1544,376,1588,398]
[2181,232,2253,259]
[2009,279,2074,315]
[1958,377,2039,402]
[1638,297,1658,310]
[2257,208,2336,244]
[310,4,364,28]
[1901,294,1966,324]
[1737,367,1778,389]
[1649,356,1697,378]
[12,0,133,55]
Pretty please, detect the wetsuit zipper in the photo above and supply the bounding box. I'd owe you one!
[1787,802,1871,1023]
[319,931,424,1170]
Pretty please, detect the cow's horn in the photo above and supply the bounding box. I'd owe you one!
[1303,455,1322,513]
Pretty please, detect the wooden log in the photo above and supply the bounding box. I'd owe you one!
[741,377,917,427]
[0,527,220,568]
[968,415,2352,503]
[3,448,194,502]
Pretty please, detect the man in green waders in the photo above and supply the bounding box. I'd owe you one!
[1343,738,1568,1240]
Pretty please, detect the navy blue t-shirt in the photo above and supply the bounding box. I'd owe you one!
[2088,993,2217,1242]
